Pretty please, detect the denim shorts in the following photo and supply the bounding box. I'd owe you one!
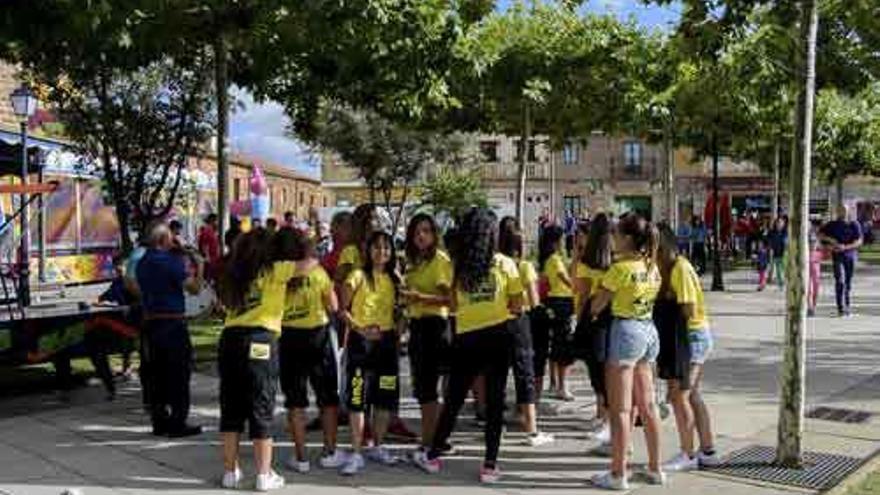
[607,318,659,366]
[688,328,713,364]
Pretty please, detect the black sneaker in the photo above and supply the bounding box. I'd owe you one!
[166,424,203,438]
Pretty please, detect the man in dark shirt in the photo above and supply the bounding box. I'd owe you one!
[820,206,863,317]
[137,222,204,437]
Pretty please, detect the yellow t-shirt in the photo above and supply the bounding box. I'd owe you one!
[338,244,363,270]
[601,258,660,320]
[544,252,573,299]
[669,256,709,330]
[282,265,333,329]
[225,261,296,334]
[574,261,588,313]
[405,250,453,319]
[518,259,538,310]
[455,254,523,334]
[346,269,395,331]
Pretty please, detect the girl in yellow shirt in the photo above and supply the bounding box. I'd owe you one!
[538,225,576,401]
[412,208,523,484]
[402,213,453,453]
[275,228,345,473]
[339,230,401,475]
[573,213,614,448]
[217,229,295,491]
[497,216,554,447]
[590,213,665,490]
[655,224,719,472]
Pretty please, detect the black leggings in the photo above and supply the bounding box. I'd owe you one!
[430,323,512,466]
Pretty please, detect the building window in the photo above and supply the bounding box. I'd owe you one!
[480,141,498,162]
[282,187,288,207]
[563,142,579,166]
[623,141,642,169]
[310,194,315,206]
[299,191,304,206]
[233,178,241,201]
[515,140,537,162]
[527,164,536,177]
[563,195,582,216]
[323,196,328,207]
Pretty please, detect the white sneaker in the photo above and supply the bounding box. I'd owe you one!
[285,456,310,473]
[319,450,347,469]
[589,424,611,443]
[557,389,576,401]
[526,431,555,447]
[663,452,698,472]
[365,445,399,466]
[221,467,242,489]
[341,452,365,476]
[591,471,629,491]
[643,469,668,485]
[411,450,442,474]
[698,450,722,467]
[479,465,501,484]
[255,470,285,492]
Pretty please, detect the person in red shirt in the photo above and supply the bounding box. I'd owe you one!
[321,211,353,280]
[197,213,221,283]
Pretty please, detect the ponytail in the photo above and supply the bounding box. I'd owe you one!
[645,222,659,270]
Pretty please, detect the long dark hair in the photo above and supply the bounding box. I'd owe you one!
[498,216,524,259]
[656,222,679,298]
[582,213,613,271]
[349,204,378,254]
[616,213,658,268]
[273,226,314,262]
[405,213,439,265]
[219,229,274,311]
[453,207,497,293]
[538,224,564,272]
[362,230,400,289]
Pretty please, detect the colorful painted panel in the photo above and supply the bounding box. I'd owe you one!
[29,252,115,284]
[79,181,119,246]
[42,176,77,248]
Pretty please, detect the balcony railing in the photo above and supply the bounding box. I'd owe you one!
[479,162,550,180]
[610,161,657,181]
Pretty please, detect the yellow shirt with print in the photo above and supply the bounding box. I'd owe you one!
[455,254,523,334]
[518,259,538,310]
[601,258,660,320]
[225,261,296,334]
[670,256,709,330]
[338,244,363,270]
[544,252,573,298]
[346,269,395,331]
[282,265,333,329]
[405,250,453,319]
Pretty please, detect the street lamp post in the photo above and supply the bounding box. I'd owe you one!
[711,136,725,291]
[10,84,38,307]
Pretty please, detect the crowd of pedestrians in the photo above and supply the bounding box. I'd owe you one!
[96,201,868,492]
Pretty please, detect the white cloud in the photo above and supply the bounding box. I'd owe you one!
[229,89,320,178]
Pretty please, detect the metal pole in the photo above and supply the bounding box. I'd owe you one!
[19,122,30,306]
[38,163,46,283]
[711,139,725,291]
[215,35,230,253]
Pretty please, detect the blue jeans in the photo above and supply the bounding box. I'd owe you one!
[607,318,659,366]
[832,253,855,313]
[688,329,714,364]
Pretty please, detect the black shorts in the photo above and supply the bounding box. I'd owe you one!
[280,325,340,409]
[575,307,611,398]
[529,306,551,379]
[345,330,399,412]
[218,327,279,439]
[408,316,451,404]
[509,315,536,405]
[546,297,575,365]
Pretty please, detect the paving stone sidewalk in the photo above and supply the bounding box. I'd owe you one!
[1,267,879,495]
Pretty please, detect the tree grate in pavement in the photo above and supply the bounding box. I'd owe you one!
[806,406,873,424]
[706,445,866,490]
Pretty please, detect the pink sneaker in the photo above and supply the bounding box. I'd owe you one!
[479,465,501,484]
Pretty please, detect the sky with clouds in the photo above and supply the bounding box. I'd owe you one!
[229,0,682,179]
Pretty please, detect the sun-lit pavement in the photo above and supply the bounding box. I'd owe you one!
[1,266,879,495]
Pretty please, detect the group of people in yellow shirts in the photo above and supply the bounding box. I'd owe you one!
[210,203,719,492]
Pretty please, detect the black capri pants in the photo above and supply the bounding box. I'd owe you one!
[218,326,279,439]
[345,330,400,412]
[574,305,611,399]
[408,315,452,404]
[509,314,537,405]
[280,325,340,409]
[529,306,551,379]
[546,297,576,366]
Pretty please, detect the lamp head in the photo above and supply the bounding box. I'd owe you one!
[10,84,38,120]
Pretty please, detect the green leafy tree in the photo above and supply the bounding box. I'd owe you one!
[417,167,488,221]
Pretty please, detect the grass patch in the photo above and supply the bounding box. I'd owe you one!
[847,470,880,495]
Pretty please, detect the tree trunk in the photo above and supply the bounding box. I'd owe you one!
[773,142,781,219]
[711,137,724,291]
[215,34,230,252]
[834,174,845,212]
[516,101,531,231]
[664,128,676,226]
[776,0,818,469]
